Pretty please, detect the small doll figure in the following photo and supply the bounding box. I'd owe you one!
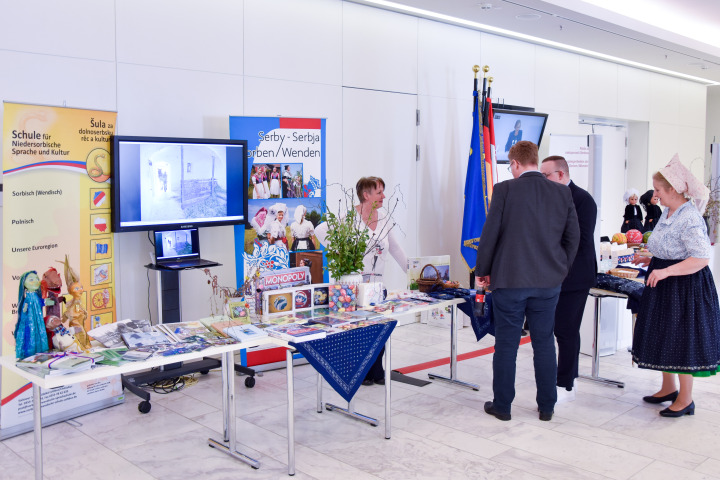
[640,189,662,233]
[59,255,91,352]
[13,271,49,359]
[41,266,66,345]
[621,188,643,233]
[45,315,83,352]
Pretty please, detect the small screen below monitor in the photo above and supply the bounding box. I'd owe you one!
[154,228,200,262]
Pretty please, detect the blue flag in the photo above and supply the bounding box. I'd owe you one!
[460,90,488,271]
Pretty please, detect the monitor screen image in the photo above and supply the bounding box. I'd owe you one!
[493,109,549,162]
[112,136,248,232]
[154,228,200,262]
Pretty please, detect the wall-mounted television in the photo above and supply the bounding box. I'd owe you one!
[493,108,549,162]
[112,136,248,232]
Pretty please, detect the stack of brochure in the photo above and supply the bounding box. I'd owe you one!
[16,352,102,376]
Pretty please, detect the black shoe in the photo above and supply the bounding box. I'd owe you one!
[643,391,679,404]
[484,401,511,421]
[539,410,553,421]
[374,378,385,385]
[362,379,374,386]
[659,401,695,417]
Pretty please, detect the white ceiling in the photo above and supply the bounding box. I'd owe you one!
[351,0,720,84]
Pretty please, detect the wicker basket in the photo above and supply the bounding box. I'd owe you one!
[608,267,639,279]
[416,264,445,293]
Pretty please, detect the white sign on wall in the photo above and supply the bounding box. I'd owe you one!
[548,134,590,190]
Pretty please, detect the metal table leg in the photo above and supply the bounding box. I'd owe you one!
[384,335,391,440]
[287,348,295,476]
[208,351,261,468]
[428,303,480,390]
[579,295,625,388]
[324,335,394,428]
[33,384,42,480]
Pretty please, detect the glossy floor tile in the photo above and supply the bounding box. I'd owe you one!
[3,322,720,479]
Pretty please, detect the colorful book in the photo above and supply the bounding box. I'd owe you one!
[265,322,327,343]
[224,324,268,343]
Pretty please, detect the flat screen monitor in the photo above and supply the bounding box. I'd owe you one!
[493,109,549,162]
[112,136,248,232]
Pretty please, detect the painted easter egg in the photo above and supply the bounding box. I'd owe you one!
[611,233,627,244]
[642,231,652,243]
[626,229,642,243]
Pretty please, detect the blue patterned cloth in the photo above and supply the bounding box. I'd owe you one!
[291,321,396,402]
[595,273,645,313]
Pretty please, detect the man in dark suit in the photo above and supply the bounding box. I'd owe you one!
[476,141,579,422]
[541,155,597,400]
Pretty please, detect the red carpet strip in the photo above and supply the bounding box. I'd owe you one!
[395,336,532,375]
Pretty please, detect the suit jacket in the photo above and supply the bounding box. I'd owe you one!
[475,171,579,289]
[562,181,597,292]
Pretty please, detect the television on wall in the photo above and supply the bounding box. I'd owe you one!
[111,136,248,232]
[493,108,549,162]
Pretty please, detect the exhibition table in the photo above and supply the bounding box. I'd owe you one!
[4,297,475,478]
[578,288,627,388]
[426,298,480,390]
[0,339,274,480]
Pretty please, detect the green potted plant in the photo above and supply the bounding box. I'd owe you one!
[323,206,370,282]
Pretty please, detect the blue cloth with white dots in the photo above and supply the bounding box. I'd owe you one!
[291,320,397,402]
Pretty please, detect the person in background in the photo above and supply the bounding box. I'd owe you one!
[476,141,579,422]
[282,165,292,198]
[316,176,407,385]
[504,119,522,152]
[267,203,288,250]
[640,189,662,232]
[632,155,720,418]
[290,204,316,251]
[541,155,597,402]
[621,189,643,233]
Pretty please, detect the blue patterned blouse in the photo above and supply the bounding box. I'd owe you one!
[647,200,710,260]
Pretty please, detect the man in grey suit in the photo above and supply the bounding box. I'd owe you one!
[475,141,579,421]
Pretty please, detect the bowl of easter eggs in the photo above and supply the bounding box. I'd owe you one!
[328,284,358,312]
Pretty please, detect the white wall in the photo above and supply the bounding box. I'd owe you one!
[0,0,709,322]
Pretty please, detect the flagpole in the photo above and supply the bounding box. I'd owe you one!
[480,65,489,117]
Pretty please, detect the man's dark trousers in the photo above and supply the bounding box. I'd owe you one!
[491,286,561,415]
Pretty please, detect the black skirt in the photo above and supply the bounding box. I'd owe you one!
[632,258,720,372]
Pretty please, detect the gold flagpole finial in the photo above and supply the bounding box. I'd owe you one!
[488,76,494,85]
[483,65,490,76]
[473,65,480,78]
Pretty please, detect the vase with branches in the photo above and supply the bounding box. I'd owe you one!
[321,184,403,281]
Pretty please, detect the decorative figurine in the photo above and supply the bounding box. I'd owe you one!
[60,255,91,351]
[45,315,83,352]
[13,271,49,359]
[41,266,66,346]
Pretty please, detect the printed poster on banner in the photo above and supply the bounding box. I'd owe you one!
[1,103,123,437]
[229,117,326,285]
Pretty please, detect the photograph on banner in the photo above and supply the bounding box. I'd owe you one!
[229,117,326,283]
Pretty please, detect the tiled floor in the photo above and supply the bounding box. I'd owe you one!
[3,322,720,480]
